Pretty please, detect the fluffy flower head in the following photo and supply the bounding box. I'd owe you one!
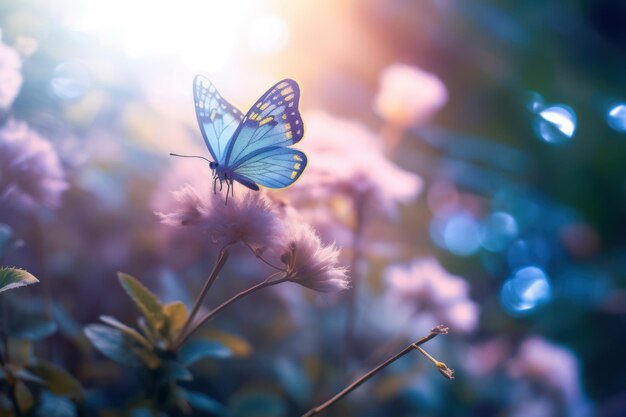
[278,220,349,293]
[0,119,67,210]
[374,63,447,127]
[289,111,422,217]
[158,185,282,251]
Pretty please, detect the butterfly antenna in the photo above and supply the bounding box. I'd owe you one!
[169,153,212,163]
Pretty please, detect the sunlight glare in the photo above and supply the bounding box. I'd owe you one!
[64,0,251,72]
[247,14,290,54]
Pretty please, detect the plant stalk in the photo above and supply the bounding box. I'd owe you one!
[172,249,230,350]
[302,327,447,417]
[175,275,288,347]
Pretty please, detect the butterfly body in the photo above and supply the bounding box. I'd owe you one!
[184,75,307,203]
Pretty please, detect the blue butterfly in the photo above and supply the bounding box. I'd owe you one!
[171,75,307,204]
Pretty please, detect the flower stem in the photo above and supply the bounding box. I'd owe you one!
[175,274,288,347]
[172,249,230,350]
[246,243,286,271]
[343,196,366,366]
[301,326,449,417]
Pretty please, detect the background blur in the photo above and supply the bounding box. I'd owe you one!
[1,0,626,416]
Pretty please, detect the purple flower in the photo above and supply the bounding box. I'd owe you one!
[385,258,479,333]
[158,185,282,251]
[508,337,583,403]
[277,215,349,293]
[508,337,592,417]
[0,120,68,210]
[0,40,23,110]
[286,111,422,218]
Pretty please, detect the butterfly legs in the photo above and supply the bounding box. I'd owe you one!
[224,178,235,205]
[211,168,234,205]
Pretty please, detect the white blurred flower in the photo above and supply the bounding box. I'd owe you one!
[15,37,38,56]
[277,219,349,293]
[0,119,67,210]
[385,258,479,333]
[287,111,422,218]
[157,185,282,251]
[374,63,447,127]
[0,40,23,110]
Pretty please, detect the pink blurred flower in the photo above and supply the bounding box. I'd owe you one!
[374,63,447,127]
[157,185,282,252]
[277,217,349,293]
[287,111,422,218]
[385,258,479,333]
[0,40,23,110]
[508,337,582,402]
[0,119,67,210]
[508,337,592,417]
[463,338,509,377]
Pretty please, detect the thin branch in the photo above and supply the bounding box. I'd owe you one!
[172,248,231,350]
[175,274,289,347]
[301,326,451,417]
[245,243,286,271]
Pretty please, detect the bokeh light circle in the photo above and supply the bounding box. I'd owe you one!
[501,266,552,315]
[479,211,518,252]
[50,61,91,101]
[607,103,626,132]
[507,237,551,270]
[439,212,481,256]
[533,105,577,144]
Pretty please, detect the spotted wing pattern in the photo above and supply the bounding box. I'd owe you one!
[224,79,304,166]
[193,75,243,163]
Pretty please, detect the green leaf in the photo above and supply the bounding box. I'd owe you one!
[10,320,57,341]
[206,330,253,358]
[99,316,152,349]
[118,273,165,333]
[161,361,193,382]
[84,324,160,369]
[15,380,34,412]
[14,369,46,385]
[36,392,77,417]
[6,298,57,341]
[30,361,84,401]
[180,389,225,415]
[179,340,232,365]
[0,267,38,294]
[229,390,287,417]
[0,224,23,259]
[163,302,188,340]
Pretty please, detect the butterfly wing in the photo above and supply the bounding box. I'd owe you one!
[231,147,307,189]
[193,75,243,163]
[223,79,304,167]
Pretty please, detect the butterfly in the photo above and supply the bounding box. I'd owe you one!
[171,75,307,204]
